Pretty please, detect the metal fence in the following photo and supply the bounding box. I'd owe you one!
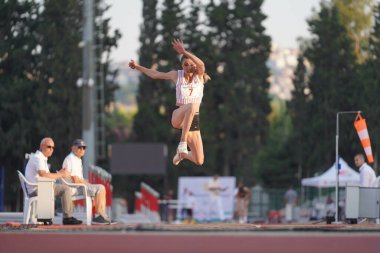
[248,186,289,222]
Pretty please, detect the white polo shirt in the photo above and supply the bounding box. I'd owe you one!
[62,152,84,195]
[62,152,84,179]
[25,150,50,194]
[359,163,377,187]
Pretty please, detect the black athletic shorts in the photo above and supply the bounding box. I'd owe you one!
[190,113,200,131]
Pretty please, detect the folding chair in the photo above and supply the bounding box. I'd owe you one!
[60,178,92,225]
[17,170,38,224]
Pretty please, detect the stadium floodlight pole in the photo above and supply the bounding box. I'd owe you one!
[334,110,361,223]
[81,0,96,175]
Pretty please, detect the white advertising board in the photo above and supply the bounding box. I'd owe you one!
[177,176,236,221]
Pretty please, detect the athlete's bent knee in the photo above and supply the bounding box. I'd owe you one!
[194,156,204,166]
[171,119,181,129]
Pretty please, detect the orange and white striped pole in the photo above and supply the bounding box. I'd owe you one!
[354,113,374,163]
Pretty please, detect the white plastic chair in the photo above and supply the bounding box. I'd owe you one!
[60,178,93,225]
[17,170,38,224]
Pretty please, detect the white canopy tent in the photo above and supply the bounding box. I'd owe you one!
[301,158,360,188]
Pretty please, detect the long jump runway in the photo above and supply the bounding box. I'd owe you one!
[1,223,380,253]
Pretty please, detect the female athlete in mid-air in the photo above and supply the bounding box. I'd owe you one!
[129,39,209,166]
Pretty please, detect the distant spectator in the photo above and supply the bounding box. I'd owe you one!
[354,153,376,187]
[234,181,250,224]
[162,189,174,223]
[207,175,228,222]
[325,195,335,217]
[183,189,196,224]
[284,185,298,223]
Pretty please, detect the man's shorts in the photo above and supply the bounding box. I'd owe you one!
[75,184,103,197]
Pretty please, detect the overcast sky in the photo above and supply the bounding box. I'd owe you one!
[106,0,321,62]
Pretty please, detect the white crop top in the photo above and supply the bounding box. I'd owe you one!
[176,70,204,105]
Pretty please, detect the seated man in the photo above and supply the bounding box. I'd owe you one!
[62,139,114,224]
[25,137,82,225]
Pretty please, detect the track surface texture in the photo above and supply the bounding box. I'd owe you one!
[1,223,380,253]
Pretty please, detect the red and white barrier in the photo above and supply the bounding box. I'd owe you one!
[134,191,142,213]
[88,165,113,217]
[140,182,160,223]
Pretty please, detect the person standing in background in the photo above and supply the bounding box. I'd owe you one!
[354,153,376,187]
[183,190,196,224]
[207,175,227,222]
[284,185,298,223]
[234,181,250,224]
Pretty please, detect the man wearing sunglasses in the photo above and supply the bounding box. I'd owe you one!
[62,139,113,225]
[25,137,82,225]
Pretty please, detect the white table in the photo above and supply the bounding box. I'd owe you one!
[37,177,55,225]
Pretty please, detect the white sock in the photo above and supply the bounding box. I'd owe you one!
[178,142,188,154]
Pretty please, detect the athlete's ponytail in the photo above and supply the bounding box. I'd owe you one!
[203,73,211,84]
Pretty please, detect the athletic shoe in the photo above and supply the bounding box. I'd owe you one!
[62,217,83,225]
[173,150,183,165]
[92,215,109,225]
[177,142,189,154]
[107,219,118,225]
[103,216,118,225]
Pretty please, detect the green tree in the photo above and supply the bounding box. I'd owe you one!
[105,105,135,143]
[37,0,120,167]
[206,0,271,177]
[36,0,83,167]
[303,3,360,175]
[0,0,42,210]
[360,3,380,172]
[131,0,163,142]
[286,53,315,179]
[0,0,120,210]
[333,0,375,62]
[254,99,294,187]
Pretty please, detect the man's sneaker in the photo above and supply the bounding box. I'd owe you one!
[63,217,83,225]
[92,215,110,225]
[102,215,118,225]
[107,218,118,225]
[173,150,183,166]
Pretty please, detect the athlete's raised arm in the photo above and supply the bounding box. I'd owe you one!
[172,39,205,77]
[129,60,177,83]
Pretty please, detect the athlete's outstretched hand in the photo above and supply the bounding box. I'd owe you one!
[129,59,137,69]
[172,39,186,55]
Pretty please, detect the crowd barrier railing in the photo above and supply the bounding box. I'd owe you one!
[140,182,160,223]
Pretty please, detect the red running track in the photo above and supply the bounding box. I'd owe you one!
[1,232,380,253]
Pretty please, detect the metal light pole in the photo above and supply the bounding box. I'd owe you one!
[81,0,95,174]
[334,111,361,223]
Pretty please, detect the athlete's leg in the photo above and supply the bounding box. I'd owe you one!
[171,103,200,142]
[181,131,204,165]
[171,106,186,129]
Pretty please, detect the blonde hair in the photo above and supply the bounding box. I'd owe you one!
[203,73,211,84]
